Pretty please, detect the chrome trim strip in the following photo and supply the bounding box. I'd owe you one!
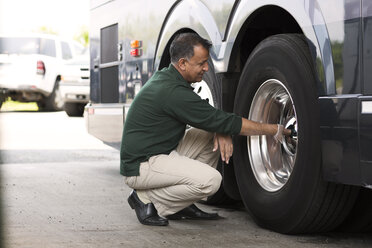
[94,108,123,115]
[99,61,120,68]
[319,94,361,99]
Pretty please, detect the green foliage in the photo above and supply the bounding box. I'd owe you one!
[331,41,343,92]
[33,25,89,48]
[35,26,58,35]
[74,26,89,47]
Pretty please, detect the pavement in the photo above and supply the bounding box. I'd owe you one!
[1,111,372,248]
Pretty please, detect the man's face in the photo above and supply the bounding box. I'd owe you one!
[183,45,209,83]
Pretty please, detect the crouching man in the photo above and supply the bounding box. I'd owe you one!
[120,33,290,226]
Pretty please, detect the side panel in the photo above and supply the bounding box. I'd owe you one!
[319,96,361,185]
[319,0,361,95]
[364,0,372,94]
[359,0,372,186]
[317,1,363,185]
[200,0,236,40]
[88,0,176,145]
[90,0,176,104]
[116,0,175,104]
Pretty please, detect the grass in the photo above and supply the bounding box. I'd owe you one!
[1,99,39,112]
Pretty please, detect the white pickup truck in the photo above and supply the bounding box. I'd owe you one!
[0,33,84,110]
[59,53,90,116]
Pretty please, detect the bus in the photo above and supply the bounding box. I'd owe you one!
[85,0,372,234]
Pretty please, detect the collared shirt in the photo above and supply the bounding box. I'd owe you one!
[120,64,242,176]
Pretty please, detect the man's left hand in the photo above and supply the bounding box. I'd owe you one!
[213,133,233,164]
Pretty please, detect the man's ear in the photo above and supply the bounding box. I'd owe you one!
[178,58,187,71]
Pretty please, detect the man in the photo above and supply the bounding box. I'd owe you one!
[120,33,290,226]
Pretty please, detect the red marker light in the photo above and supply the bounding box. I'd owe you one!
[37,60,45,75]
[130,48,142,57]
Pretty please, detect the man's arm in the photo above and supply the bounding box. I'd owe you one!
[214,118,291,164]
[240,118,290,136]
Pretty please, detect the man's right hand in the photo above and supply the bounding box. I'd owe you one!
[274,124,294,143]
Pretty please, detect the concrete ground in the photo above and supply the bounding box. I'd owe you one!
[1,111,372,248]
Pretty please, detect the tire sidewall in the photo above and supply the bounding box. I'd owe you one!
[200,58,234,205]
[201,58,222,109]
[233,35,322,231]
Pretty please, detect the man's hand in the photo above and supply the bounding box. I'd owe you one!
[274,124,294,143]
[213,133,233,164]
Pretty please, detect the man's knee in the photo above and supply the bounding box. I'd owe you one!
[204,170,222,196]
[124,176,135,188]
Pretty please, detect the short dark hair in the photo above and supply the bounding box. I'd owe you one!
[170,33,211,64]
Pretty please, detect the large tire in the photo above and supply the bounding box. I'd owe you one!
[38,79,64,111]
[233,34,359,234]
[193,58,236,205]
[64,102,85,117]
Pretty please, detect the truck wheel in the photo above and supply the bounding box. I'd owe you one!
[233,34,358,233]
[193,58,235,205]
[64,102,85,117]
[39,79,64,111]
[192,58,221,109]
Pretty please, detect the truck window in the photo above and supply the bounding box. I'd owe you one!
[61,41,73,60]
[100,24,118,64]
[39,38,56,57]
[74,43,85,55]
[0,37,39,55]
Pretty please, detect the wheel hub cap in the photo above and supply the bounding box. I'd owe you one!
[248,79,298,192]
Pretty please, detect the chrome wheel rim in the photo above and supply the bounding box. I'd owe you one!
[248,79,298,192]
[192,80,214,107]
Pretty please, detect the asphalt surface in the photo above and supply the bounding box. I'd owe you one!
[1,111,372,248]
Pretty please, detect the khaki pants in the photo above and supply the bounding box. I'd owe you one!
[124,128,222,217]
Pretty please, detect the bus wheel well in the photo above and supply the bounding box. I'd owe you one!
[230,5,303,72]
[158,28,196,70]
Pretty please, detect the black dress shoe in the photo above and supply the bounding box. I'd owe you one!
[167,204,220,220]
[127,190,168,226]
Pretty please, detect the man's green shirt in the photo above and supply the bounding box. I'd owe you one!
[120,64,242,176]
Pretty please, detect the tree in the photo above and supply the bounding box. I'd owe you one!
[74,26,89,47]
[35,26,58,35]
